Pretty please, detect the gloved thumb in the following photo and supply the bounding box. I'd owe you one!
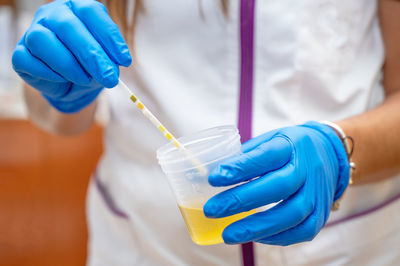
[208,136,292,187]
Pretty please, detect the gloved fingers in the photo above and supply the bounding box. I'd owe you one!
[12,39,65,83]
[12,42,72,98]
[204,162,305,218]
[69,0,132,67]
[241,129,280,153]
[221,186,315,244]
[255,203,325,246]
[24,24,91,86]
[209,136,291,186]
[43,6,119,88]
[17,72,72,99]
[44,85,102,114]
[61,81,103,101]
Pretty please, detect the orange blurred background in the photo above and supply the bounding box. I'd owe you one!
[0,121,103,266]
[0,1,103,265]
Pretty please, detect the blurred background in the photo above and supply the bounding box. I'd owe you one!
[0,1,103,265]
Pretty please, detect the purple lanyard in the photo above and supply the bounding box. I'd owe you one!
[238,0,256,265]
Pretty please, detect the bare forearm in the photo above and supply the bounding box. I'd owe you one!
[337,92,400,184]
[336,0,400,184]
[24,84,97,136]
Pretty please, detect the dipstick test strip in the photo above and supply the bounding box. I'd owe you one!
[117,79,208,175]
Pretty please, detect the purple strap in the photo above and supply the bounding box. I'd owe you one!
[325,192,400,228]
[238,0,256,144]
[238,0,256,265]
[94,172,129,219]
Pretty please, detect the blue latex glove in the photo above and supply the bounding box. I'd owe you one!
[204,121,350,246]
[12,0,131,113]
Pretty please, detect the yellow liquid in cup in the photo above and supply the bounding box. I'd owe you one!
[178,205,256,245]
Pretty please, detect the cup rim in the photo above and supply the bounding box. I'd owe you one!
[156,125,239,165]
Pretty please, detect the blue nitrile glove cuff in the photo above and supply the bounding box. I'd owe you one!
[302,121,350,201]
[43,87,103,114]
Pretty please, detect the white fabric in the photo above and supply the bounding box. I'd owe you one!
[88,0,400,265]
[0,8,33,118]
[87,178,400,266]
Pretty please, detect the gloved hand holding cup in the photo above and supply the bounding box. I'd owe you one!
[204,121,351,246]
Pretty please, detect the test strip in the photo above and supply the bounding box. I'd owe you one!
[118,79,208,175]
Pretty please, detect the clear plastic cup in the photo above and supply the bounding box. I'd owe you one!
[157,125,256,245]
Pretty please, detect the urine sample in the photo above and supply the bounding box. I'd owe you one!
[179,205,255,245]
[157,125,256,245]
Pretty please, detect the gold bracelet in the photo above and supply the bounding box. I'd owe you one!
[321,121,355,211]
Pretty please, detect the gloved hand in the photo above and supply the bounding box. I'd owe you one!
[204,121,350,246]
[12,0,131,113]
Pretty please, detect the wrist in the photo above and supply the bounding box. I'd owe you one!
[319,120,355,210]
[302,121,352,209]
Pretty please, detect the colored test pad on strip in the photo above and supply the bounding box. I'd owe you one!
[119,79,208,175]
[129,89,179,147]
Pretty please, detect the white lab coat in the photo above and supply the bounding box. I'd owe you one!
[87,0,400,265]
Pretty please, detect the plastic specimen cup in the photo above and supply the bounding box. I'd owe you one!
[157,125,256,245]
